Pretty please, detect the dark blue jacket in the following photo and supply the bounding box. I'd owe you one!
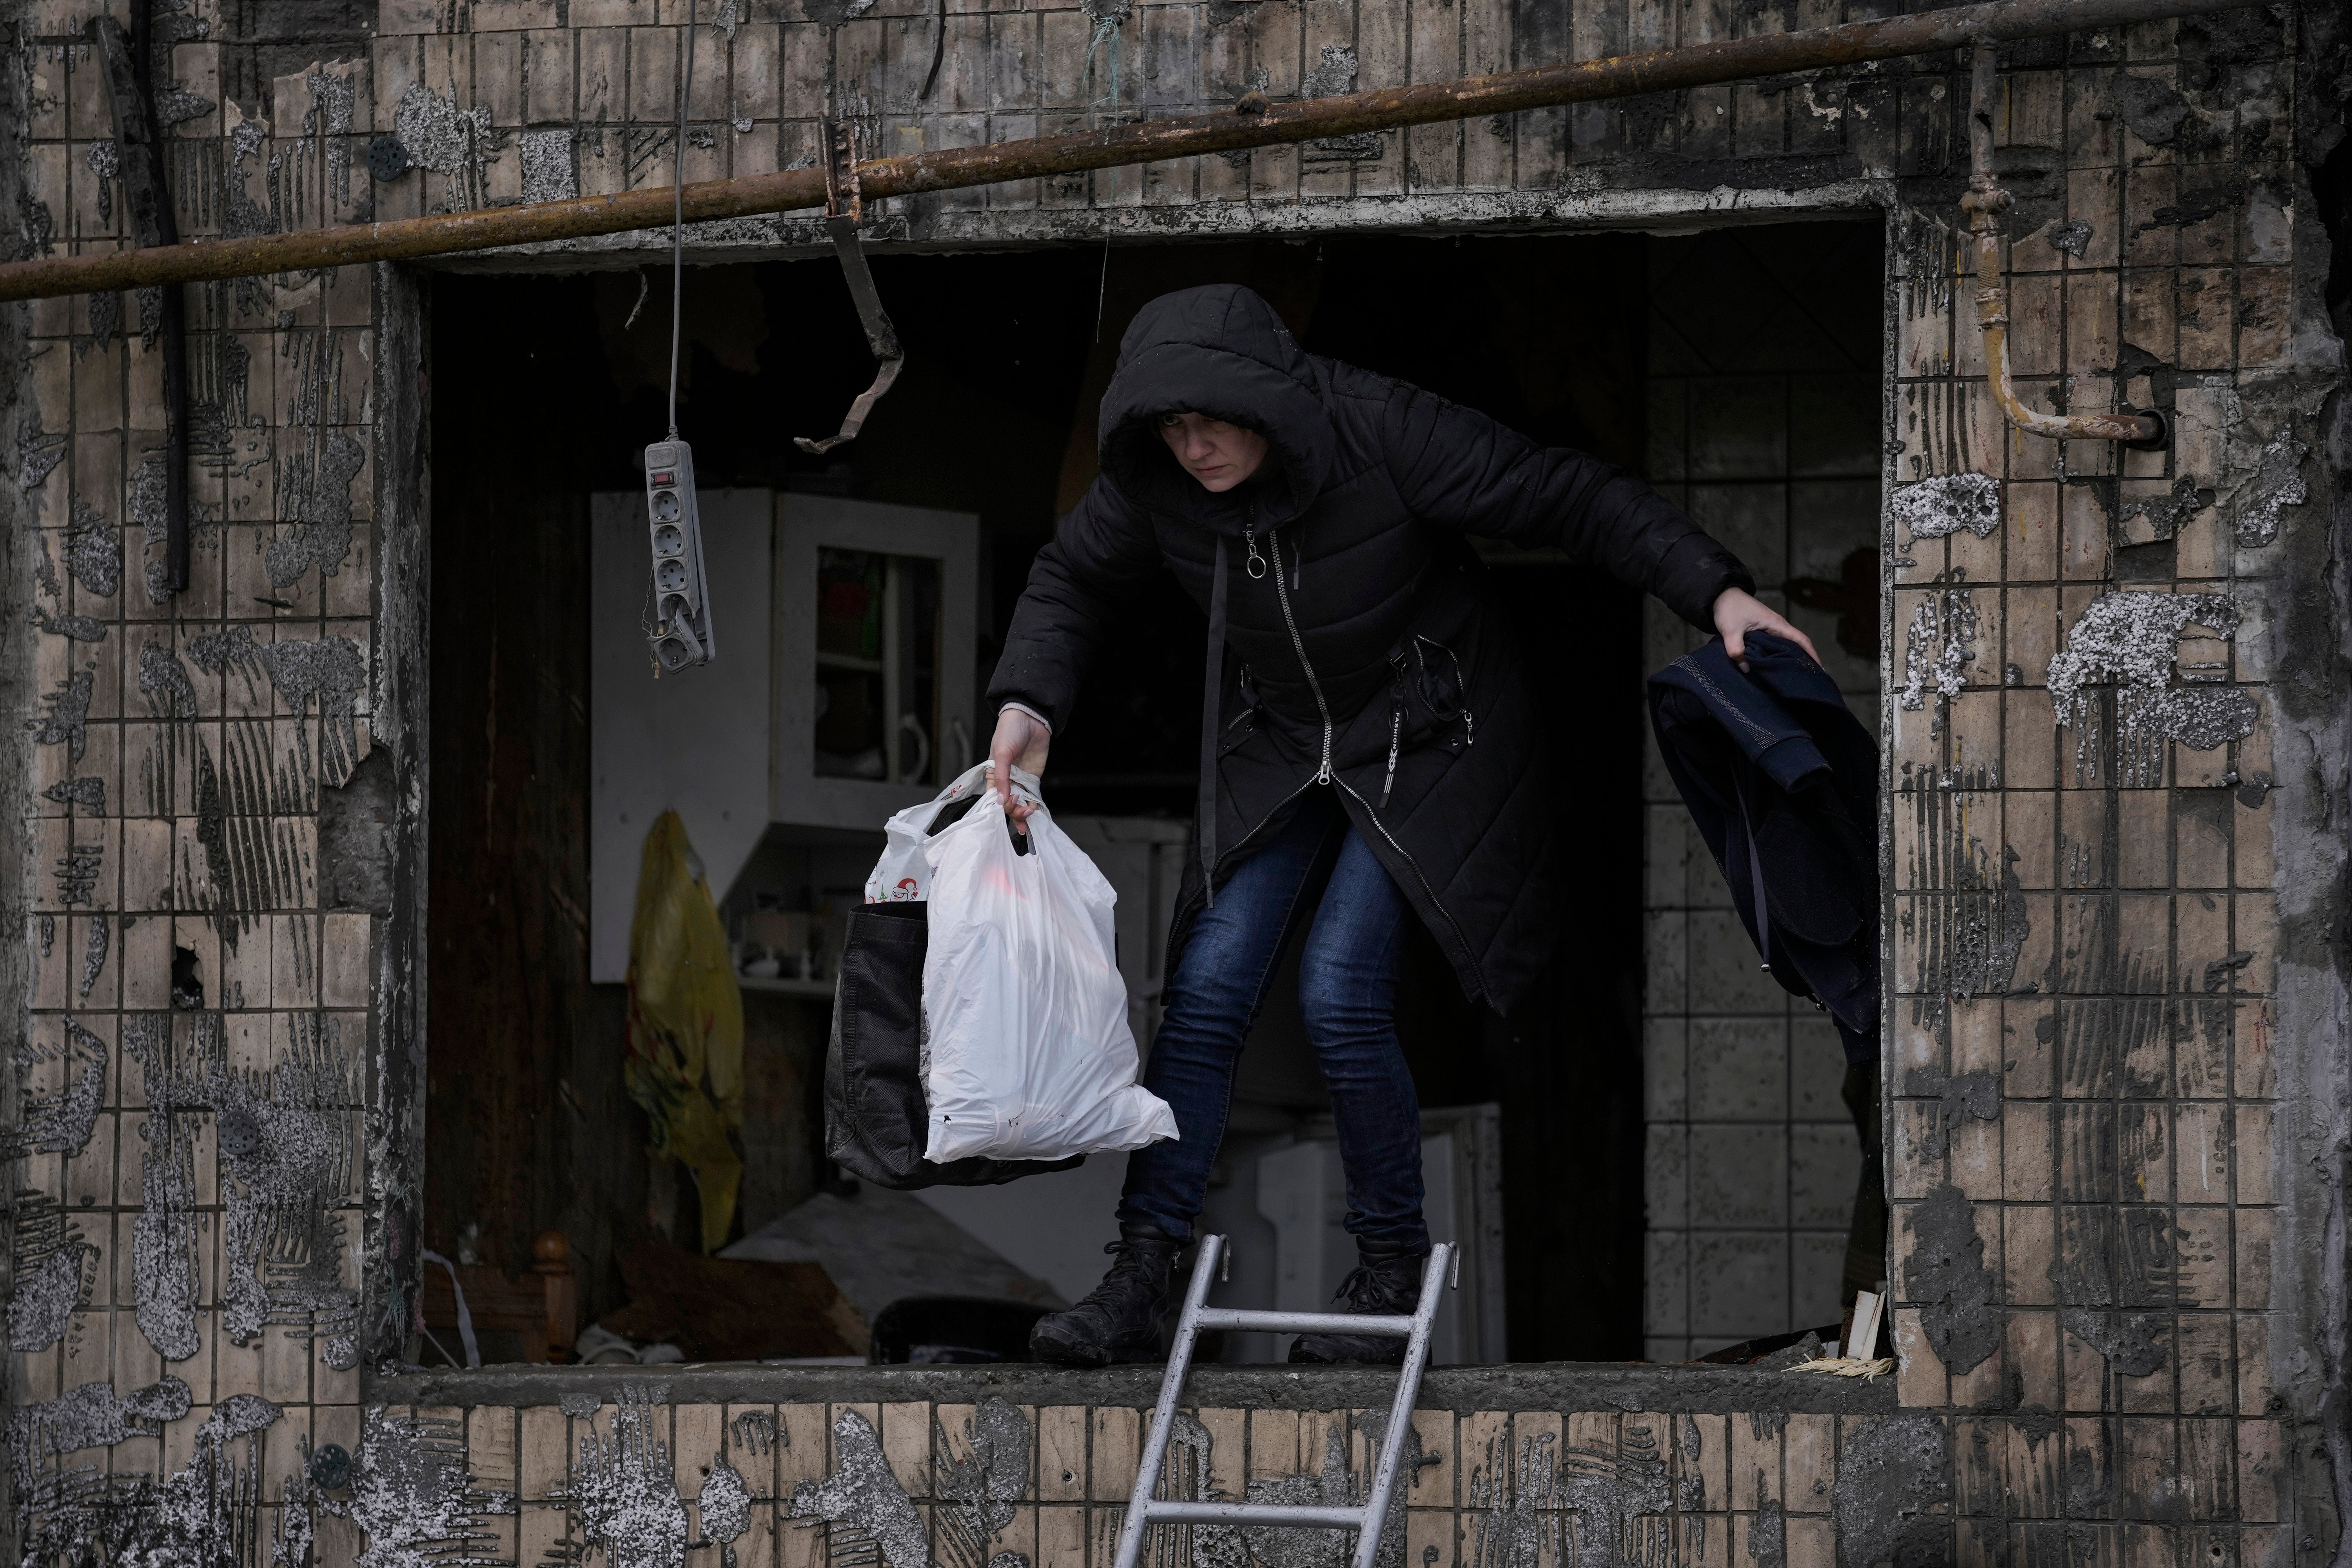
[1648,633,1879,1062]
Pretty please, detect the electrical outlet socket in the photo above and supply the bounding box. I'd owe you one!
[644,439,716,670]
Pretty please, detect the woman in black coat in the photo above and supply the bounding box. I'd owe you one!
[989,283,1815,1365]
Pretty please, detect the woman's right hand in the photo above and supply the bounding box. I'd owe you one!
[988,707,1051,828]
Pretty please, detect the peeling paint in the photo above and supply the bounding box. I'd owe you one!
[936,1396,1031,1568]
[260,635,370,786]
[30,668,94,761]
[2227,428,2308,546]
[17,409,69,496]
[7,1227,96,1352]
[521,129,578,203]
[269,430,365,585]
[2046,591,2254,784]
[1747,1488,1785,1567]
[15,1393,275,1567]
[215,1014,362,1367]
[2047,218,2092,257]
[122,1011,214,1363]
[697,1452,752,1566]
[790,1408,929,1568]
[1889,473,1999,542]
[2119,474,2214,542]
[393,83,495,209]
[1901,1183,1999,1376]
[3,1377,190,1488]
[77,916,110,999]
[350,1406,517,1568]
[1897,588,1977,717]
[568,1386,691,1568]
[1463,1414,1679,1568]
[31,603,106,640]
[138,642,200,717]
[42,775,106,813]
[200,1394,287,1448]
[1898,1067,1999,1160]
[64,501,121,597]
[4,1017,107,1157]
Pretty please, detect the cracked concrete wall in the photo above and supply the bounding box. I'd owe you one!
[2,0,2348,1559]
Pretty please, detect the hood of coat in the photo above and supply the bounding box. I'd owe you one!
[1096,284,1336,533]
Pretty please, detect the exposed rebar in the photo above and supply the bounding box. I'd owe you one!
[0,0,2268,303]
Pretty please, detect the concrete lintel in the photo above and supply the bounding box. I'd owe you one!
[417,181,1888,276]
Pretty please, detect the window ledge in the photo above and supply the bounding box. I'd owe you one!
[368,1359,1898,1414]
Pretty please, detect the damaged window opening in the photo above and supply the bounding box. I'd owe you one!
[423,223,1886,1375]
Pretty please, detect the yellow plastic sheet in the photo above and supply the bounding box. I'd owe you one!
[624,811,745,1254]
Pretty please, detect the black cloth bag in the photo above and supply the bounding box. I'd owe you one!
[1647,631,1880,1063]
[822,799,1084,1190]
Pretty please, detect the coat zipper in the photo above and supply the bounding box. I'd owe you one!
[1336,774,1487,1006]
[1248,510,1482,999]
[1254,509,1334,785]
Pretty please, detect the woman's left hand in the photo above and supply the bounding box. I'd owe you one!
[1712,586,1822,669]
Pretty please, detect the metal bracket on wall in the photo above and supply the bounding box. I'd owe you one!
[793,120,906,456]
[1961,40,2168,451]
[91,5,191,593]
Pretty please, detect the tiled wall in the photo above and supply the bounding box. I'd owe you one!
[5,0,2345,1557]
[354,1381,1890,1568]
[1640,224,1883,1363]
[1876,39,2310,1534]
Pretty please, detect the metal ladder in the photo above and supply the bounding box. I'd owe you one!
[1111,1234,1455,1568]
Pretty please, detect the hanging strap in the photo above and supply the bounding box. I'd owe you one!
[419,1249,481,1368]
[1731,773,1772,974]
[1197,536,1230,909]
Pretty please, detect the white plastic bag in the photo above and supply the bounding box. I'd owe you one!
[865,762,1000,904]
[920,777,1178,1163]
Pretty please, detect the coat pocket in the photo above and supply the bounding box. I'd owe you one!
[1408,635,1476,749]
[1217,663,1263,757]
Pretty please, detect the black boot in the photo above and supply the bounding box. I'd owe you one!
[1028,1227,1184,1367]
[1288,1244,1429,1366]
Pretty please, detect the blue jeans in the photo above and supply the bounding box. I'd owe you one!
[1118,792,1429,1255]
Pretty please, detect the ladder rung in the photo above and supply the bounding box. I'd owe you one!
[1191,1309,1417,1336]
[1141,1502,1368,1528]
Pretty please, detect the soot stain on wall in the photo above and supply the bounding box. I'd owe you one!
[1900,1183,2000,1377]
[1829,1415,1947,1568]
[1898,764,2029,1002]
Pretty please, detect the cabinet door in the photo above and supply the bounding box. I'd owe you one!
[773,496,979,831]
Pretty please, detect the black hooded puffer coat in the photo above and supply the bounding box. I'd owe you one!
[988,285,1753,1014]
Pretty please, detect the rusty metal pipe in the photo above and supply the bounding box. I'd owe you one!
[0,0,2267,303]
[1961,42,2166,446]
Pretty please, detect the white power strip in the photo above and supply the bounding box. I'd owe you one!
[644,438,715,670]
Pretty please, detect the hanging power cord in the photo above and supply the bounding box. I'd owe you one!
[641,0,693,641]
[668,0,696,439]
[637,0,718,673]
